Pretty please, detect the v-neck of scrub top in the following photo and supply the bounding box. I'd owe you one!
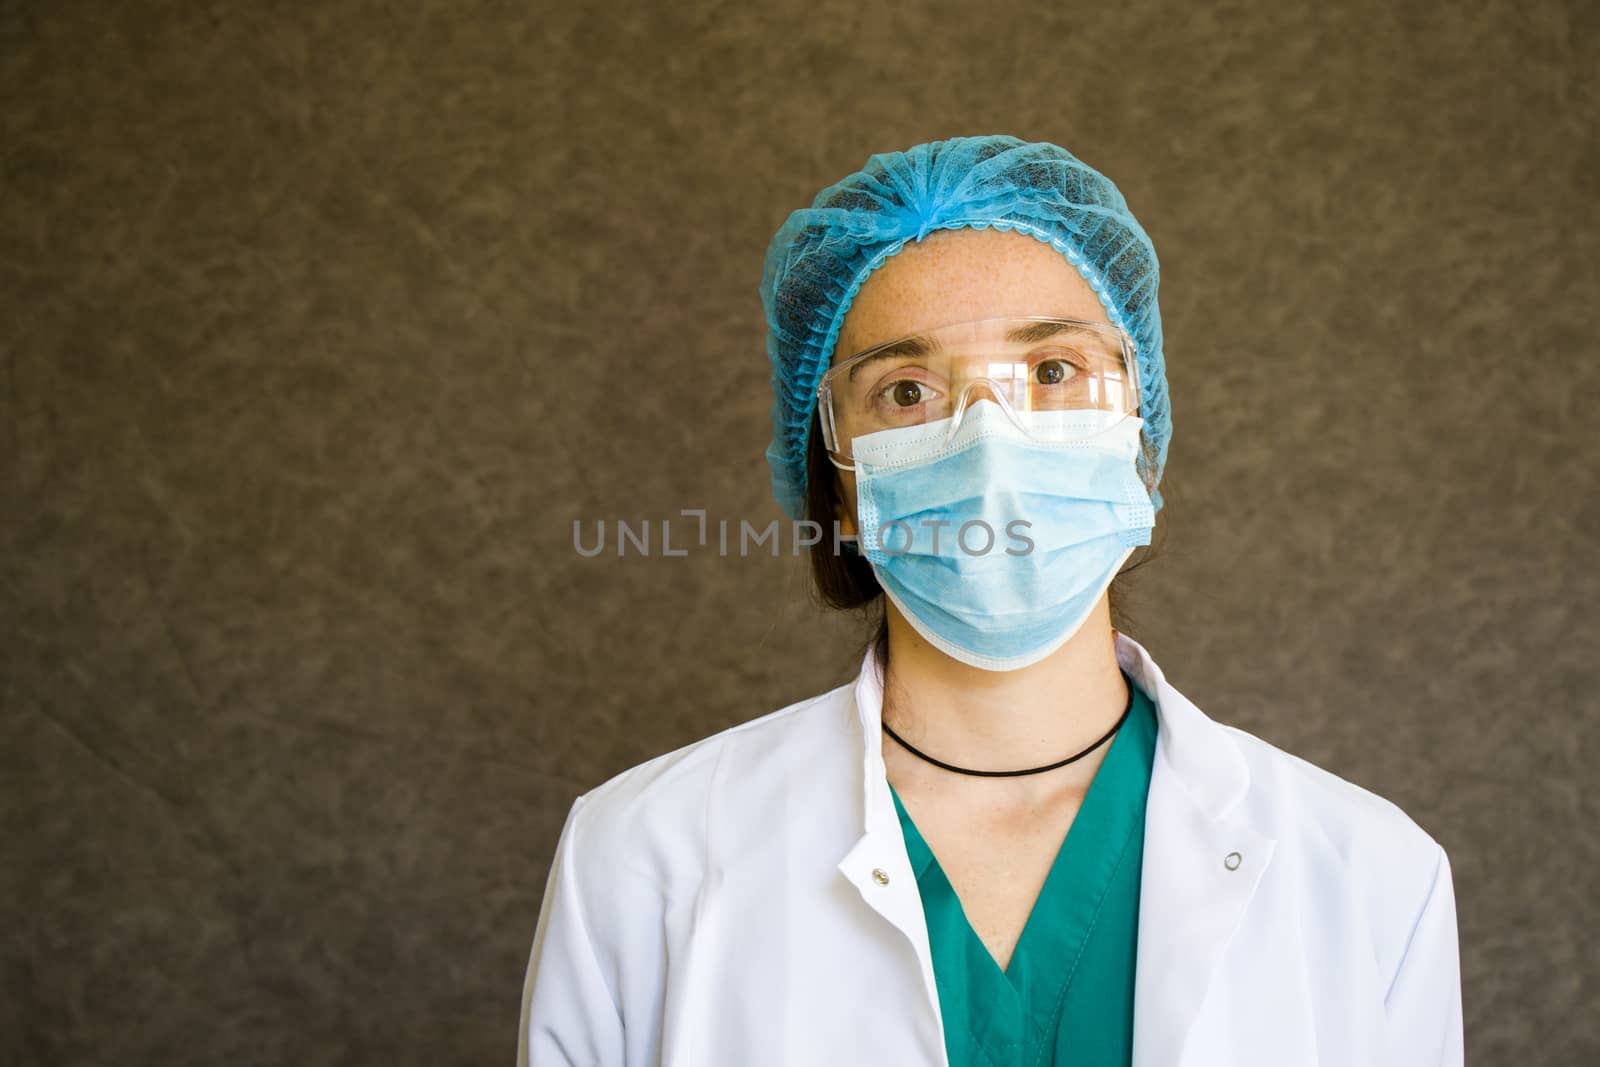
[887,672,1159,1067]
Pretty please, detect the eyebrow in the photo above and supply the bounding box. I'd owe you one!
[846,335,935,381]
[1006,319,1099,343]
[843,320,1101,381]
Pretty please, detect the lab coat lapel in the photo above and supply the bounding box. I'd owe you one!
[1119,635,1279,1067]
[835,647,947,1042]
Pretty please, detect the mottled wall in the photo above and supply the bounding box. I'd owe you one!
[2,1,1595,1064]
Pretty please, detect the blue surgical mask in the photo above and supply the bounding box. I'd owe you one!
[852,401,1154,672]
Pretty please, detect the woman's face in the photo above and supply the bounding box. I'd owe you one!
[828,227,1112,536]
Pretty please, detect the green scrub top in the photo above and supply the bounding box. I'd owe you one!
[887,672,1158,1067]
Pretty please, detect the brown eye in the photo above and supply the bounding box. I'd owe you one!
[1035,359,1076,385]
[890,380,924,407]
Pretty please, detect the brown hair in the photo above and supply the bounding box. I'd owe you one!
[802,409,1167,666]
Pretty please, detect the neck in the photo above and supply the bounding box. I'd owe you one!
[879,596,1130,799]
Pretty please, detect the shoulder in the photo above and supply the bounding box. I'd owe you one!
[1219,722,1451,980]
[558,677,857,886]
[1223,722,1444,863]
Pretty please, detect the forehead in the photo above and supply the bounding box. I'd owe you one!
[833,227,1108,364]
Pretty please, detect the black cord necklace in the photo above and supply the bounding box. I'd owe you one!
[881,687,1134,778]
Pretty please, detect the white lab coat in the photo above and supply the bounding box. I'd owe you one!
[518,632,1463,1066]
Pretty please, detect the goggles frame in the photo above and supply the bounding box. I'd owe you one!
[816,315,1142,469]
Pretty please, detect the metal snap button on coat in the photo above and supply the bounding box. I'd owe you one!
[871,868,891,886]
[1224,851,1242,871]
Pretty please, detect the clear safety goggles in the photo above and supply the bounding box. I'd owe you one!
[817,316,1141,467]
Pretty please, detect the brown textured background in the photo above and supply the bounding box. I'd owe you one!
[2,0,1596,1064]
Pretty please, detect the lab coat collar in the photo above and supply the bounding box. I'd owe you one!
[1120,634,1281,1067]
[835,631,1280,1067]
[1112,631,1253,821]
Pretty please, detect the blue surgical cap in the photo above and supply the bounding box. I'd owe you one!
[759,134,1169,519]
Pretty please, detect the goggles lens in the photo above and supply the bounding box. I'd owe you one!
[818,316,1140,460]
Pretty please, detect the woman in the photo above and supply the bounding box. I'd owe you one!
[519,136,1463,1066]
